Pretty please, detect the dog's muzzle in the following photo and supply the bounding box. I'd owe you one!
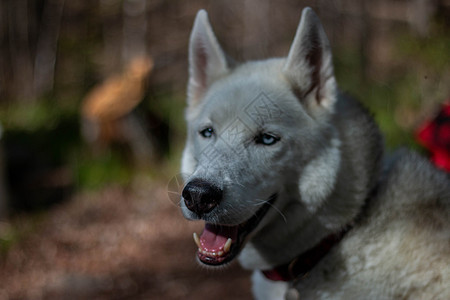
[182,186,277,266]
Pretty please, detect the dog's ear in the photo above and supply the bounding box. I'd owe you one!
[283,7,337,113]
[188,10,228,108]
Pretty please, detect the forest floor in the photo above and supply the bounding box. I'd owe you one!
[0,179,252,299]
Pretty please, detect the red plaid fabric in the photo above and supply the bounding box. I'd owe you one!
[416,101,450,172]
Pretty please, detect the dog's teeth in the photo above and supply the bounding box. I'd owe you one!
[224,238,232,253]
[199,248,226,257]
[196,236,230,257]
[193,232,201,248]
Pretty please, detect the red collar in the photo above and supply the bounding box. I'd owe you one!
[261,227,351,281]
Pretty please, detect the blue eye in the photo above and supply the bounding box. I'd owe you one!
[255,133,279,146]
[200,127,214,138]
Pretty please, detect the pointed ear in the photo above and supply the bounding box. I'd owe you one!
[283,7,337,113]
[188,10,228,107]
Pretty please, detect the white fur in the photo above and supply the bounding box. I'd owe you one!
[252,271,291,300]
[299,137,341,213]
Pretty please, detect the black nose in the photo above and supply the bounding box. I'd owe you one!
[182,179,223,215]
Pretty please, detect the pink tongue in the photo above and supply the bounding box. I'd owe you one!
[199,223,238,252]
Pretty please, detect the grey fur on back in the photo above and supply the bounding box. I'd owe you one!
[294,151,450,298]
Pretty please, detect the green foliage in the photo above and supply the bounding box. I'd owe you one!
[73,149,133,190]
[334,21,450,151]
[396,23,450,72]
[0,224,16,255]
[335,49,410,150]
[146,90,186,132]
[0,214,45,256]
[0,99,75,133]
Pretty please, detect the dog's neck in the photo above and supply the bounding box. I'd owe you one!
[239,94,383,271]
[261,225,352,281]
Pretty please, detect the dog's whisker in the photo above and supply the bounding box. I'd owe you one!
[224,180,247,190]
[254,198,287,224]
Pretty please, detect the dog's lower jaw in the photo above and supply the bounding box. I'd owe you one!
[194,194,278,266]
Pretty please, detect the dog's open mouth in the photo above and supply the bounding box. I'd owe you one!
[192,194,277,266]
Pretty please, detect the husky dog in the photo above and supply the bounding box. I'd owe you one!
[180,7,450,299]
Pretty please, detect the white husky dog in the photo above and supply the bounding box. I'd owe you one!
[179,7,450,299]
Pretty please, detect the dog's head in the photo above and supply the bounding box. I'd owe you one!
[180,8,338,266]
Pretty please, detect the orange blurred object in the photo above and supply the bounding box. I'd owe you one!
[82,56,154,122]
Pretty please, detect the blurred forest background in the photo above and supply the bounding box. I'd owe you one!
[0,0,449,299]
